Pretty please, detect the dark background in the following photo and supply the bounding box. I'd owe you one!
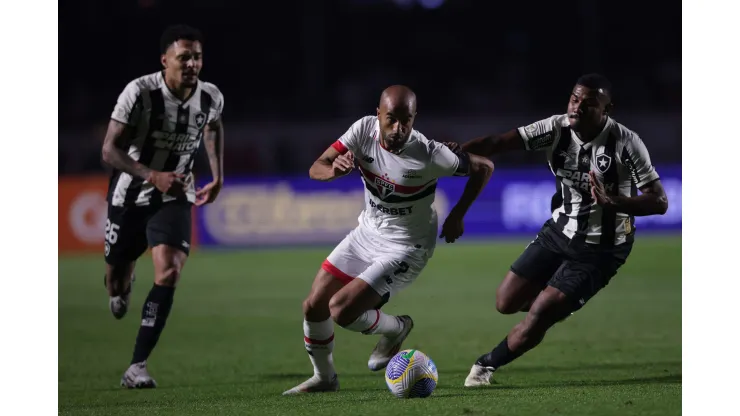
[58,0,681,176]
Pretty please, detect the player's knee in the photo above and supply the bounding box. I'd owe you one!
[525,289,570,330]
[154,266,181,287]
[303,295,329,321]
[495,296,521,315]
[328,296,355,327]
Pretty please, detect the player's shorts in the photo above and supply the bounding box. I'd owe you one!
[322,226,432,301]
[104,201,192,265]
[510,219,632,311]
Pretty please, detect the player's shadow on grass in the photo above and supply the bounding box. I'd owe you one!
[62,362,681,395]
[444,374,681,393]
[260,360,681,381]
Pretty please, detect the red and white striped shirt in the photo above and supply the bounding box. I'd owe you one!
[331,116,467,247]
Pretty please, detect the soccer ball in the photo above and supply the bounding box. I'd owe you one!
[384,349,439,398]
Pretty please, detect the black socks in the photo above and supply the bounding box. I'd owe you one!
[131,284,176,365]
[476,337,523,370]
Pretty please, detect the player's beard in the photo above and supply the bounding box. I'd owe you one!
[182,71,199,87]
[382,132,408,151]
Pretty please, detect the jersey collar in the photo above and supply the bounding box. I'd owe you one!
[572,116,614,150]
[159,71,200,106]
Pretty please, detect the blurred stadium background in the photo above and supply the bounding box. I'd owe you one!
[58,1,681,414]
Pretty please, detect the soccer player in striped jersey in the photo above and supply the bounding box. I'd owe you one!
[100,25,225,388]
[451,74,669,387]
[282,85,494,395]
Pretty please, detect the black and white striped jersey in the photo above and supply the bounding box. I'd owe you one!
[107,71,224,207]
[518,114,660,246]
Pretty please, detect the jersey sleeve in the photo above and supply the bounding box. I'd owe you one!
[622,133,660,188]
[516,115,561,151]
[428,140,471,178]
[110,81,143,126]
[331,117,369,155]
[207,85,225,124]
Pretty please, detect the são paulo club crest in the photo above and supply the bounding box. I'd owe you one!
[375,173,395,197]
[595,154,612,173]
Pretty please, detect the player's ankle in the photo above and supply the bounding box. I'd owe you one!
[315,371,336,381]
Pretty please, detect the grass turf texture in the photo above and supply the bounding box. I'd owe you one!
[59,236,681,415]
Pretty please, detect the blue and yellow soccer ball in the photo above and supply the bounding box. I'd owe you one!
[384,349,439,398]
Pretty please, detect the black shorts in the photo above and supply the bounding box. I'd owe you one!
[104,201,192,265]
[510,219,632,310]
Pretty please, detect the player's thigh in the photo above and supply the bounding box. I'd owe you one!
[147,202,192,286]
[146,201,192,255]
[304,268,347,317]
[547,243,633,312]
[359,251,427,301]
[323,227,375,285]
[329,246,427,324]
[313,228,374,309]
[104,205,149,268]
[502,228,565,311]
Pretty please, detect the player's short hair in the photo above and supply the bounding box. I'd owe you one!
[576,73,612,100]
[160,25,204,54]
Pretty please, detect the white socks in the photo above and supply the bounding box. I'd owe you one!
[303,318,336,380]
[343,309,403,336]
[303,311,403,379]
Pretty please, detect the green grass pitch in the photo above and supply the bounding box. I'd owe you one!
[59,236,681,415]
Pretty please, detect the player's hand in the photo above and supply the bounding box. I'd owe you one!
[332,152,355,177]
[195,180,223,206]
[589,171,613,206]
[443,142,461,153]
[148,171,186,197]
[440,207,465,243]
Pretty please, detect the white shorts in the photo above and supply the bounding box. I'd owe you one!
[322,226,433,299]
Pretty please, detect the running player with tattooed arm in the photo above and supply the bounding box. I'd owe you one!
[100,25,225,388]
[445,74,669,387]
[283,85,494,395]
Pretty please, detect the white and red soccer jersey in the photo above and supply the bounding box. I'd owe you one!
[331,116,469,247]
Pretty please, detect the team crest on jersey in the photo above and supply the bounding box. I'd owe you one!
[194,112,207,129]
[375,173,395,197]
[596,154,612,173]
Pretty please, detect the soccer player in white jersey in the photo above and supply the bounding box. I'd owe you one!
[447,74,669,387]
[282,85,494,395]
[100,25,225,388]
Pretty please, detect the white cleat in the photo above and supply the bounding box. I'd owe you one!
[464,363,495,387]
[120,361,157,389]
[367,315,414,371]
[105,274,135,320]
[282,374,339,395]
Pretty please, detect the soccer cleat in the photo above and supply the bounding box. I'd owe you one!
[104,274,135,320]
[120,361,157,389]
[367,315,414,371]
[464,363,495,387]
[282,374,339,395]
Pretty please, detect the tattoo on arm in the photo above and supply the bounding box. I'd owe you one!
[101,119,152,180]
[203,119,224,182]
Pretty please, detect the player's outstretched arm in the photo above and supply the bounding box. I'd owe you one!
[309,145,354,182]
[439,154,494,243]
[451,154,495,215]
[460,129,525,157]
[590,174,669,216]
[101,119,154,180]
